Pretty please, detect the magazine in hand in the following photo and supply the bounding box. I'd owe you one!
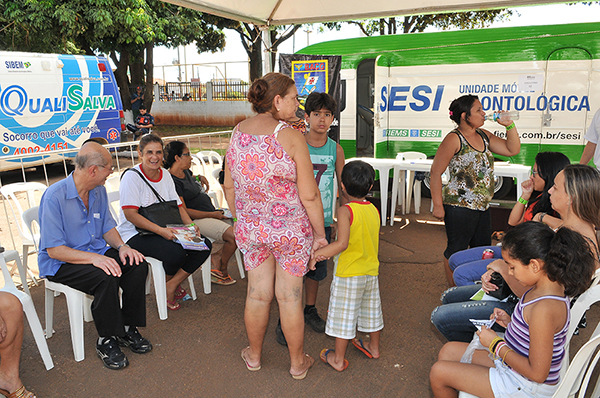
[166,224,210,251]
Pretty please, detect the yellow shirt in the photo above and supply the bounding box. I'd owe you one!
[336,201,380,277]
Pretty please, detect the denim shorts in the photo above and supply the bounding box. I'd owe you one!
[305,226,331,282]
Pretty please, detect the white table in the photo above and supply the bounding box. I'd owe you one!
[392,159,531,224]
[346,158,402,227]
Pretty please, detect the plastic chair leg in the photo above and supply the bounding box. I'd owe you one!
[146,258,167,321]
[44,287,55,339]
[20,292,54,369]
[414,181,422,214]
[202,255,211,295]
[235,250,245,279]
[63,290,85,362]
[83,295,93,322]
[187,274,197,300]
[14,249,31,297]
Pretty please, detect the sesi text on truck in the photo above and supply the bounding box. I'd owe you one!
[297,22,600,198]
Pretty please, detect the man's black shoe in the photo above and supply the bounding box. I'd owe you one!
[275,319,287,346]
[116,327,153,354]
[96,337,129,369]
[305,306,326,333]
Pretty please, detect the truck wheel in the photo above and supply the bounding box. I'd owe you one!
[420,175,513,199]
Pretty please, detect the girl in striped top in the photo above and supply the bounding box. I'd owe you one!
[430,222,596,398]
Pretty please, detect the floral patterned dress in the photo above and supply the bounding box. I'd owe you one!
[226,122,313,276]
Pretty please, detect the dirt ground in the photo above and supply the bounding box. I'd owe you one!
[12,199,600,398]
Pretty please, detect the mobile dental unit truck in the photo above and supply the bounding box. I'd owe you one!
[0,51,125,171]
[297,22,600,197]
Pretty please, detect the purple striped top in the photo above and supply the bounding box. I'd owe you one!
[504,289,570,385]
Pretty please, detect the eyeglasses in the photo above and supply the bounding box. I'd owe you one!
[181,153,191,157]
[530,168,539,176]
[94,164,115,172]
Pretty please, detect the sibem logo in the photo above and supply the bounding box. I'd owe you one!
[5,61,31,69]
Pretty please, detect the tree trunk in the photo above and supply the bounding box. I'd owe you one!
[111,50,131,111]
[145,41,154,112]
[248,39,262,82]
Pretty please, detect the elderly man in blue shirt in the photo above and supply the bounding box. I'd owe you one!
[38,140,151,370]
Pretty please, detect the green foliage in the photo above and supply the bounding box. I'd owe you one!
[322,10,513,36]
[0,0,226,58]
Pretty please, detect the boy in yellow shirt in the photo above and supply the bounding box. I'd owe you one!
[314,160,383,371]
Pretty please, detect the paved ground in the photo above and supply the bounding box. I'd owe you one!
[13,199,600,398]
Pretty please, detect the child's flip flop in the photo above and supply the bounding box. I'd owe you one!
[352,338,374,358]
[320,348,349,371]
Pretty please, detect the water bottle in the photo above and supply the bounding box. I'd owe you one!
[485,111,519,122]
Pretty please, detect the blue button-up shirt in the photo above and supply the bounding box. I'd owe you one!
[38,173,117,277]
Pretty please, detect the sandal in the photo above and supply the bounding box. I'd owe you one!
[174,285,188,300]
[320,348,349,371]
[241,346,261,371]
[211,269,225,279]
[212,274,236,285]
[167,299,181,311]
[291,353,314,380]
[8,385,36,398]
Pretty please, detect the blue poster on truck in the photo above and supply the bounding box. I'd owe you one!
[0,51,124,171]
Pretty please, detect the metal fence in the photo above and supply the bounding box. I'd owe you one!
[0,130,232,258]
[156,81,250,102]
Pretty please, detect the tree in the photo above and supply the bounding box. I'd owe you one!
[323,10,513,35]
[222,21,302,81]
[0,0,227,110]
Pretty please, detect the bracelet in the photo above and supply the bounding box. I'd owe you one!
[189,223,195,226]
[518,197,528,205]
[495,341,507,357]
[506,122,516,131]
[489,337,504,354]
[117,243,129,251]
[232,217,238,222]
[539,212,546,223]
[502,347,513,364]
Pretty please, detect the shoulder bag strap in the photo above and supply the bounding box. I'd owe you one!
[124,168,166,203]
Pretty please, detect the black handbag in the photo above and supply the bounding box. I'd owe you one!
[488,272,516,301]
[125,168,183,235]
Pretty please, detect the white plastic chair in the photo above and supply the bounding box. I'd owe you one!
[396,152,427,214]
[22,206,94,362]
[105,173,122,193]
[0,244,31,296]
[210,168,226,208]
[144,257,202,320]
[107,190,121,223]
[0,182,47,289]
[0,248,54,370]
[552,321,600,398]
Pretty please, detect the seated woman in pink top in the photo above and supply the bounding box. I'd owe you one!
[224,72,328,380]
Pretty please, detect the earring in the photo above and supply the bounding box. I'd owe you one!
[277,108,280,111]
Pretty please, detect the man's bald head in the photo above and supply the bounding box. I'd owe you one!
[75,141,110,170]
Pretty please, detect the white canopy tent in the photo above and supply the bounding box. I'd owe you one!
[161,0,568,26]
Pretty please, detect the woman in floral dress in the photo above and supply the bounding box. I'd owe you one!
[223,72,328,380]
[430,94,521,286]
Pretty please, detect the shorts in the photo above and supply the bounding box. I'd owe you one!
[305,226,332,282]
[489,359,557,398]
[193,217,232,243]
[443,204,491,259]
[325,274,383,339]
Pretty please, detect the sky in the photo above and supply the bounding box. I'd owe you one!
[153,3,600,84]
